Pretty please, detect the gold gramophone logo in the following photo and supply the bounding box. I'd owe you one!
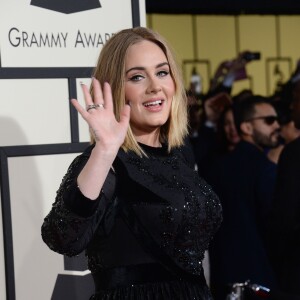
[30,0,101,14]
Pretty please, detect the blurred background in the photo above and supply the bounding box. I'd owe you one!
[1,1,300,299]
[145,0,300,96]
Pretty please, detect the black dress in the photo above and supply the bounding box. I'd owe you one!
[42,142,222,299]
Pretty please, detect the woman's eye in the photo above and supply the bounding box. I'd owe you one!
[157,70,169,77]
[129,74,144,81]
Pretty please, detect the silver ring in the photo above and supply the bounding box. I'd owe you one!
[87,104,97,111]
[95,103,104,109]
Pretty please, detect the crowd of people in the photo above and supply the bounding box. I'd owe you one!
[188,54,300,299]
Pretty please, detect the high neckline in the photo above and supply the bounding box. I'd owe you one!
[138,142,168,156]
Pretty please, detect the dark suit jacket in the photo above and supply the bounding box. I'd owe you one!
[268,137,300,296]
[207,141,277,299]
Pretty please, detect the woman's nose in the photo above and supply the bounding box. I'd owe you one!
[146,77,162,94]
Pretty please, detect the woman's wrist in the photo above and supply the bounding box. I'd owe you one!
[92,142,120,159]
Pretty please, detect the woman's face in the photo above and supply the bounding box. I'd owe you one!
[124,40,175,137]
[280,121,300,143]
[223,109,240,146]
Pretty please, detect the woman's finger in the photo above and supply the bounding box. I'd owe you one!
[119,104,131,127]
[103,82,113,111]
[81,83,94,107]
[92,78,105,105]
[70,99,89,120]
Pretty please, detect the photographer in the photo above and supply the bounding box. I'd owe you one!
[209,51,260,94]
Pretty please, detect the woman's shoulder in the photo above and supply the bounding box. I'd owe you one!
[175,137,196,168]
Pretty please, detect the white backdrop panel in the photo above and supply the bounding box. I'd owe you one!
[8,153,82,300]
[0,0,134,67]
[0,184,6,300]
[0,79,70,146]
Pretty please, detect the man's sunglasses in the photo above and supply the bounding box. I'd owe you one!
[246,115,278,125]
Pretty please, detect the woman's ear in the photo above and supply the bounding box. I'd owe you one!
[240,122,253,135]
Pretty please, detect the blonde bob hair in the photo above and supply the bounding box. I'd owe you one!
[91,27,188,156]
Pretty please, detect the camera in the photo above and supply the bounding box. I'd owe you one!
[242,51,261,62]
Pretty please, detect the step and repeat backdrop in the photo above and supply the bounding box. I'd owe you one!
[0,1,146,299]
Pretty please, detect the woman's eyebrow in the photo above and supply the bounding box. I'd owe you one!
[125,62,169,74]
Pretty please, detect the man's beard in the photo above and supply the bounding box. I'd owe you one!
[252,128,280,149]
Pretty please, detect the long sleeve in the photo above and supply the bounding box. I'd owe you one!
[41,146,117,257]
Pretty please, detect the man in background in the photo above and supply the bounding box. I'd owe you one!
[208,95,280,299]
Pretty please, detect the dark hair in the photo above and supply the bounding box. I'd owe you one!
[232,89,253,104]
[217,105,234,153]
[233,95,272,134]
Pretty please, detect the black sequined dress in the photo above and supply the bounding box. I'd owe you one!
[42,142,222,299]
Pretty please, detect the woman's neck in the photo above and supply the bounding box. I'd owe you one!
[133,130,162,147]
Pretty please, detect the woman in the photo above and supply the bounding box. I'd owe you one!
[217,105,240,153]
[42,27,222,300]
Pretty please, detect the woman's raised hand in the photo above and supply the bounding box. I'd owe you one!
[71,78,131,152]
